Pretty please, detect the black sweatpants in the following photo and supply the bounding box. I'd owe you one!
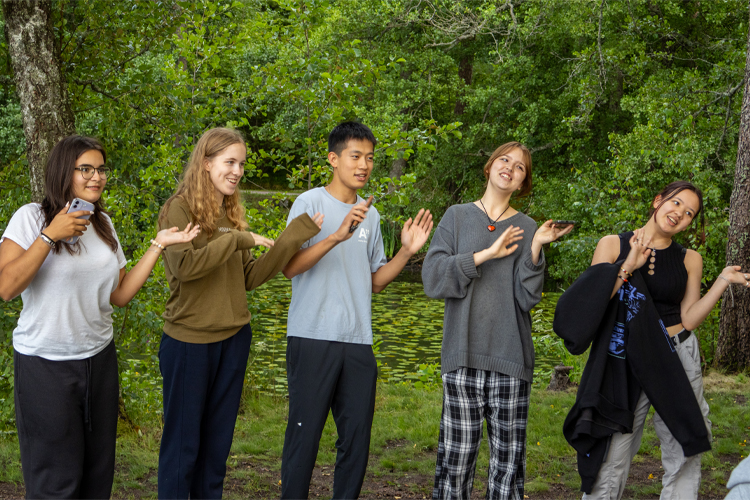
[14,340,119,499]
[281,337,378,500]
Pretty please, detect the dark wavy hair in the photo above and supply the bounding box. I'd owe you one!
[649,180,705,245]
[40,135,119,255]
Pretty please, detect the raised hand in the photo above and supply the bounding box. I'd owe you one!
[623,227,653,272]
[533,220,574,246]
[312,212,324,229]
[718,265,750,288]
[44,204,92,242]
[473,225,525,267]
[249,232,274,249]
[400,209,433,255]
[155,223,201,247]
[331,201,369,243]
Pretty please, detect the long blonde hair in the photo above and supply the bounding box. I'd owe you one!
[160,128,248,237]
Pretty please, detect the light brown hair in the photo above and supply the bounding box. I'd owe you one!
[482,142,533,197]
[160,128,248,237]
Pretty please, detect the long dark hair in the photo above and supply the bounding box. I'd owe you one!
[40,136,119,255]
[649,180,705,245]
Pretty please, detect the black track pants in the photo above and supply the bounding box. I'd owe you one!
[281,337,378,500]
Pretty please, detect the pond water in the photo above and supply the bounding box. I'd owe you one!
[247,275,564,392]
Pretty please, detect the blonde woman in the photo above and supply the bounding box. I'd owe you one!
[157,128,322,499]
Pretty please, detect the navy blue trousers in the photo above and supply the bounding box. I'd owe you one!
[281,337,378,499]
[157,325,252,500]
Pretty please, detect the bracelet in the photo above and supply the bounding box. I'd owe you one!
[620,267,632,277]
[148,248,161,256]
[617,275,628,283]
[717,275,735,307]
[39,232,56,249]
[149,239,164,250]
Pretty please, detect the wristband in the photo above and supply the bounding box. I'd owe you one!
[617,275,628,283]
[620,267,632,277]
[39,232,56,249]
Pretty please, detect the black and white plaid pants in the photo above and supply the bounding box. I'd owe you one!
[433,367,530,500]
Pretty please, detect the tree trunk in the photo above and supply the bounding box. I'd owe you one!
[715,3,750,370]
[454,53,473,116]
[2,0,75,202]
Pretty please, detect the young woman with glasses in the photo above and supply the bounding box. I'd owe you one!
[0,135,199,499]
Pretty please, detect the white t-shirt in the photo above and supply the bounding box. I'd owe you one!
[286,187,387,344]
[1,203,127,360]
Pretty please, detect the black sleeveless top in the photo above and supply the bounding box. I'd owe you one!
[617,232,687,327]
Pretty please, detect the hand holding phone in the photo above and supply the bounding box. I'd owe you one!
[349,195,374,233]
[551,220,576,227]
[64,198,95,244]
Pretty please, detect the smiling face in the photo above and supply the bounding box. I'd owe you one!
[204,142,246,205]
[652,189,700,235]
[485,147,528,194]
[328,138,375,194]
[71,149,107,204]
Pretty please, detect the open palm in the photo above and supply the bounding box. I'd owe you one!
[157,223,201,247]
[401,209,433,255]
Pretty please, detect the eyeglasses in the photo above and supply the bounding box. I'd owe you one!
[75,166,111,180]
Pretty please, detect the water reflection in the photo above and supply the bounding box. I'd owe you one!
[248,276,562,392]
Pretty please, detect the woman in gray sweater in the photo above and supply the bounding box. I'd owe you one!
[422,142,572,500]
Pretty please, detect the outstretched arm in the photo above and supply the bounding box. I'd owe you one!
[372,209,433,293]
[110,224,201,307]
[680,252,749,331]
[282,206,362,279]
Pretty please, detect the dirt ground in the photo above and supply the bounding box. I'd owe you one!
[0,454,723,499]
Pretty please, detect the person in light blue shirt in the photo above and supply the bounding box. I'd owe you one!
[280,121,433,499]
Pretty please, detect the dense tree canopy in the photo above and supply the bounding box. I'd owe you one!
[1,0,749,424]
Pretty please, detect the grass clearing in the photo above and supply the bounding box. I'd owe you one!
[0,371,747,498]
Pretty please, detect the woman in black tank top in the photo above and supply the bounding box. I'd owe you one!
[583,181,750,500]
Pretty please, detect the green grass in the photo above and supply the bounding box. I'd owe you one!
[0,372,748,498]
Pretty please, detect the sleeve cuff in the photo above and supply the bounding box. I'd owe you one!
[525,247,546,272]
[236,231,256,250]
[460,253,480,279]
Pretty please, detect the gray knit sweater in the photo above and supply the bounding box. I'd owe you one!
[422,203,545,382]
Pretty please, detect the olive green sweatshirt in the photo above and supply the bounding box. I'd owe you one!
[160,197,320,344]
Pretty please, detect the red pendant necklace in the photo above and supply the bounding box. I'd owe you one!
[478,199,510,232]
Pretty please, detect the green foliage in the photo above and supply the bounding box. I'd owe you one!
[0,0,748,428]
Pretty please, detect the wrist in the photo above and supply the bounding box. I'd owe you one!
[39,232,56,248]
[43,228,61,242]
[327,233,345,244]
[149,239,165,254]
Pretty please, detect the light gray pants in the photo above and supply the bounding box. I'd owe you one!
[583,332,711,500]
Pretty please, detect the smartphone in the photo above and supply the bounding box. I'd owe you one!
[552,220,576,227]
[349,195,375,233]
[64,198,95,244]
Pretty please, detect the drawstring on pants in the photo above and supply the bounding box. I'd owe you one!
[84,356,93,432]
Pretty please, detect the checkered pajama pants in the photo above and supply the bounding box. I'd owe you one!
[433,368,530,500]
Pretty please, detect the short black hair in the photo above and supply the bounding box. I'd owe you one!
[328,121,377,155]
